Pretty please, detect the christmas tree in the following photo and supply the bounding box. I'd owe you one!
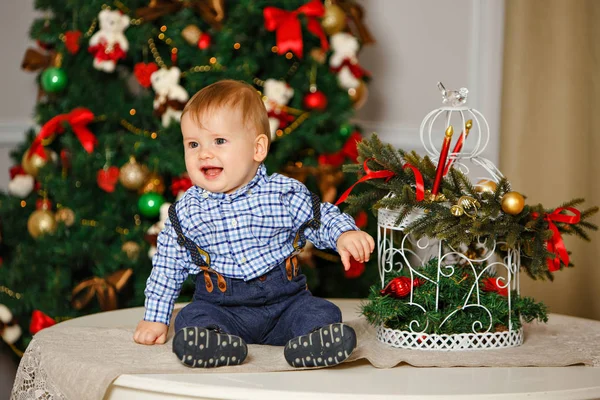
[0,0,377,356]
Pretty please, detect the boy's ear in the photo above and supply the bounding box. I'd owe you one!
[253,134,269,162]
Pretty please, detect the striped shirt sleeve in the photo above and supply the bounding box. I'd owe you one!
[284,182,358,251]
[143,213,191,326]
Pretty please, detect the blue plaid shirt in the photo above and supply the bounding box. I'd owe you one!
[144,164,358,325]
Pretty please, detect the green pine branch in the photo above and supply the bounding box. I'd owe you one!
[341,134,598,281]
[361,258,548,334]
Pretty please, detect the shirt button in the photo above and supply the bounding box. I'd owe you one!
[202,192,209,199]
[231,219,238,227]
[241,257,247,263]
[247,189,252,195]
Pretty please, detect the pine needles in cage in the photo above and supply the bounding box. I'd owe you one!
[361,258,548,335]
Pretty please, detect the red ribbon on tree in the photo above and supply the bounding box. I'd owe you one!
[335,159,425,205]
[532,207,581,272]
[330,58,370,79]
[29,108,97,160]
[263,0,329,59]
[29,310,56,334]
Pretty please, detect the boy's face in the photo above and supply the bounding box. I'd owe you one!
[182,106,268,194]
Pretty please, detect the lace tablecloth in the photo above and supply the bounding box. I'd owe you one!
[11,313,600,400]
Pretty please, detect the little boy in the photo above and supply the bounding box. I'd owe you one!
[134,80,374,369]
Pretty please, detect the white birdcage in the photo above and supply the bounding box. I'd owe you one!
[376,83,523,351]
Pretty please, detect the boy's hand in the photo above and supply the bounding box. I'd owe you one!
[336,230,375,271]
[134,320,168,345]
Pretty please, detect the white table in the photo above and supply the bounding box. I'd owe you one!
[58,299,600,400]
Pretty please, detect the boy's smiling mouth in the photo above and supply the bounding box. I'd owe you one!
[201,166,223,179]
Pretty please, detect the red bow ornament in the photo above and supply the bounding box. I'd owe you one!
[30,310,56,334]
[263,0,329,59]
[532,207,581,272]
[29,108,97,160]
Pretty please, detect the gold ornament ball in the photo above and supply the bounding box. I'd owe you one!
[138,172,166,195]
[182,25,202,46]
[28,209,57,238]
[475,179,498,194]
[122,241,141,261]
[22,148,55,177]
[348,81,368,110]
[501,191,525,215]
[119,157,148,190]
[55,207,75,226]
[321,3,346,35]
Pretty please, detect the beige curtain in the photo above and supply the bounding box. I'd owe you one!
[501,0,600,320]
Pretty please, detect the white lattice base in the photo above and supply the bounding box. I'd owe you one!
[377,326,524,351]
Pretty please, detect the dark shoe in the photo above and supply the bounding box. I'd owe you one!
[172,326,248,368]
[284,323,357,368]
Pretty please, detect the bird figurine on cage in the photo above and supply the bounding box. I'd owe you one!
[438,82,468,107]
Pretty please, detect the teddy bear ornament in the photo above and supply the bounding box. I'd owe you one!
[150,67,190,128]
[263,79,294,140]
[88,9,130,73]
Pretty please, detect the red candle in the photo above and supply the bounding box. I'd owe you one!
[443,119,472,176]
[431,125,453,195]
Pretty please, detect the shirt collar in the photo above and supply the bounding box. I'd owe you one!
[196,163,267,202]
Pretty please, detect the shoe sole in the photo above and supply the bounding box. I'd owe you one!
[172,327,248,368]
[284,323,357,368]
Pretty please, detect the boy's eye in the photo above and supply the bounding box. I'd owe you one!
[188,142,198,148]
[215,138,227,145]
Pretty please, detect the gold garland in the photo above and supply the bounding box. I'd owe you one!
[313,249,340,262]
[182,64,213,76]
[0,285,22,300]
[148,37,167,69]
[276,112,310,139]
[81,218,138,231]
[8,343,23,357]
[120,119,159,139]
[84,18,98,37]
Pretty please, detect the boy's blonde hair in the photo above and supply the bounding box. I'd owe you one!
[182,80,271,148]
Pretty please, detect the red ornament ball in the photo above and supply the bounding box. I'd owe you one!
[303,90,328,111]
[380,276,422,298]
[36,198,53,210]
[198,33,212,50]
[344,258,365,279]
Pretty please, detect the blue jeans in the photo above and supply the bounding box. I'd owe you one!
[174,261,342,345]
